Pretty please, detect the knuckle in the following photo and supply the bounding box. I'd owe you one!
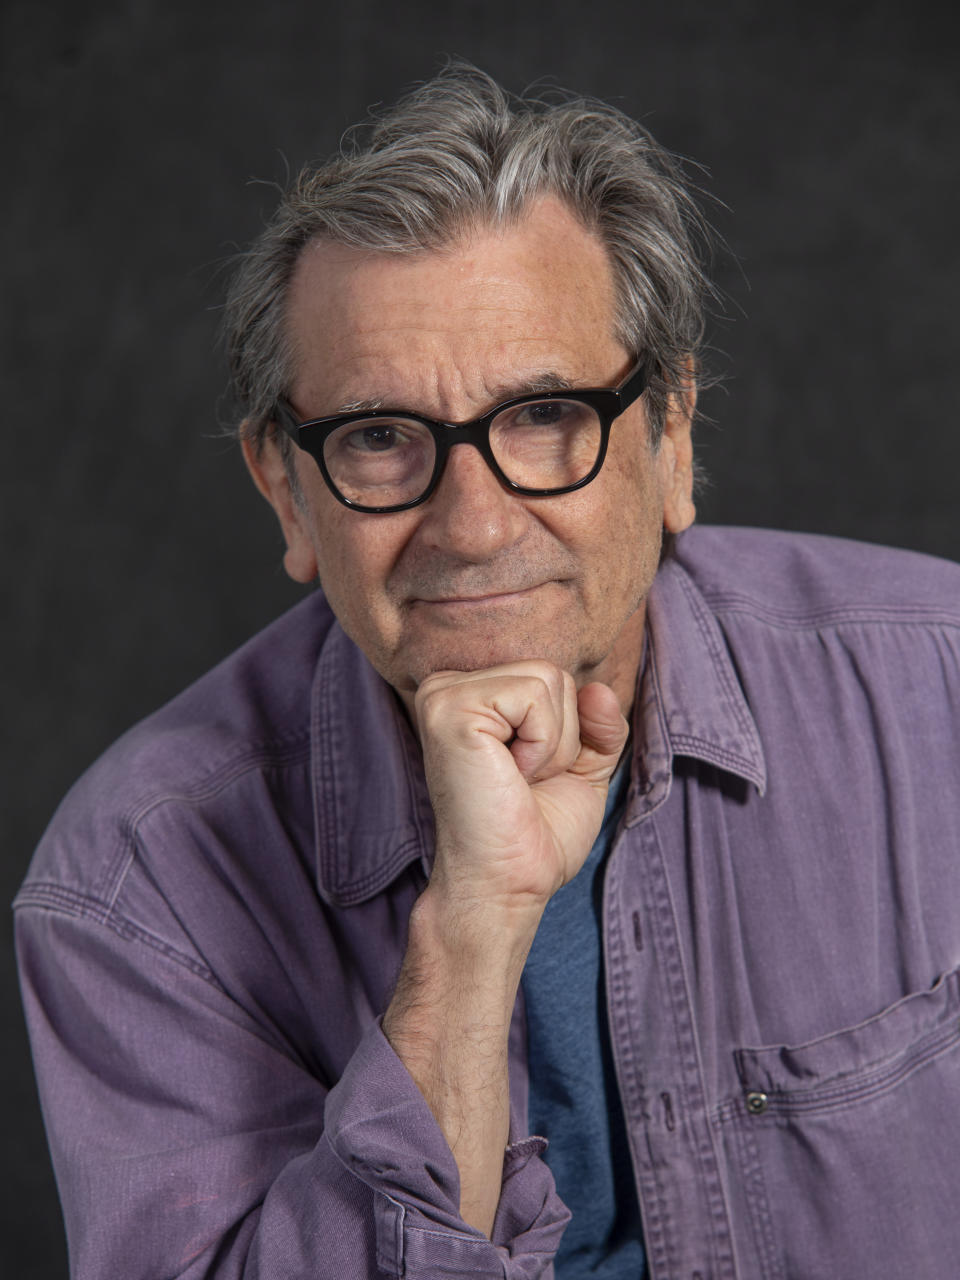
[415,682,451,731]
[521,675,562,721]
[522,659,565,696]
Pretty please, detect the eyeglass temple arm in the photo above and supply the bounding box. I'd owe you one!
[270,399,301,443]
[616,358,649,407]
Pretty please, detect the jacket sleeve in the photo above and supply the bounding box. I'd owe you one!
[15,901,569,1279]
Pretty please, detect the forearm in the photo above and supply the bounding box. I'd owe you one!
[383,882,543,1236]
[391,666,628,1236]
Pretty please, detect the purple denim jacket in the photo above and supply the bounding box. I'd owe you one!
[15,526,960,1279]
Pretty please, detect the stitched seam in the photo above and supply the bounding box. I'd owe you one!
[121,739,311,829]
[674,570,759,749]
[670,734,762,774]
[333,836,424,904]
[13,883,222,986]
[742,1021,960,1115]
[707,598,960,632]
[403,1227,492,1245]
[96,742,311,904]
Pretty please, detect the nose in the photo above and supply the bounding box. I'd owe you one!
[416,439,530,560]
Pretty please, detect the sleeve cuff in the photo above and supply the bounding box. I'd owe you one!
[324,1020,569,1277]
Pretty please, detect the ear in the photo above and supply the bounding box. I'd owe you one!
[658,371,697,535]
[241,432,319,583]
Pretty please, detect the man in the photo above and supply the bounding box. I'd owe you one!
[16,65,960,1280]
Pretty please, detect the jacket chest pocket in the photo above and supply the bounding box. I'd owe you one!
[719,966,960,1280]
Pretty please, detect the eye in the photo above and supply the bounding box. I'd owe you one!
[325,417,434,487]
[345,423,408,452]
[514,399,571,427]
[501,398,595,432]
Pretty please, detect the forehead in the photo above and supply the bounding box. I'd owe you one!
[284,196,624,412]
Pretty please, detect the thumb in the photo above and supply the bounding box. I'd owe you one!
[573,682,629,780]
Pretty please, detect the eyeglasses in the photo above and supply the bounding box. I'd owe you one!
[273,357,648,514]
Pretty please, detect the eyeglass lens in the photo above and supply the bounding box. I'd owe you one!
[323,397,603,508]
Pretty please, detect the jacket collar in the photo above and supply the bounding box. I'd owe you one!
[626,552,767,825]
[312,549,766,906]
[310,624,435,907]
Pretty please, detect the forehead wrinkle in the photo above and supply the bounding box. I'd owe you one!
[320,286,583,364]
[331,367,581,419]
[485,369,578,400]
[336,295,541,344]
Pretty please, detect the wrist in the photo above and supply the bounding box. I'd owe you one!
[411,875,545,975]
[384,885,540,1052]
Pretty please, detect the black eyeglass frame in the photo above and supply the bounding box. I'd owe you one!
[272,357,649,514]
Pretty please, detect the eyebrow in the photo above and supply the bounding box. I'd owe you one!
[333,370,579,418]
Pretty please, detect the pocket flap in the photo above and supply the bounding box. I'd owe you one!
[735,967,960,1093]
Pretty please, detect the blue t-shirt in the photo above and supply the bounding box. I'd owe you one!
[522,759,646,1276]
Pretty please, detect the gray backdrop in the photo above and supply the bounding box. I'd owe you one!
[4,0,958,1274]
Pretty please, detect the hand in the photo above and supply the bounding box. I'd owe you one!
[414,660,629,917]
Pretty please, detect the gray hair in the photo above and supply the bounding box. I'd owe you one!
[223,63,715,455]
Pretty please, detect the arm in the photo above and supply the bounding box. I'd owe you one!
[15,895,566,1279]
[384,662,628,1236]
[16,662,623,1277]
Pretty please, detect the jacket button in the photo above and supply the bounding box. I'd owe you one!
[746,1090,769,1115]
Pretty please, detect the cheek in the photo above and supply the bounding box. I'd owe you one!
[314,528,379,609]
[309,506,418,644]
[586,447,666,598]
[542,470,661,611]
[594,436,665,539]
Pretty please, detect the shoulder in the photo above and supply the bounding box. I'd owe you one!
[673,525,960,627]
[79,588,336,807]
[662,528,960,814]
[19,590,337,903]
[667,527,960,760]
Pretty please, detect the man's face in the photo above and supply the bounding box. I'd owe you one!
[246,196,695,714]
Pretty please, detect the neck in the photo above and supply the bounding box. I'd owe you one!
[577,600,647,722]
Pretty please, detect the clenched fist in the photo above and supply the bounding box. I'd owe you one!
[415,659,629,914]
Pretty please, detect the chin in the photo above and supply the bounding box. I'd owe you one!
[398,636,581,688]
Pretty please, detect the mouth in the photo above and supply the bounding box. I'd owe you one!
[423,588,530,603]
[408,583,561,618]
